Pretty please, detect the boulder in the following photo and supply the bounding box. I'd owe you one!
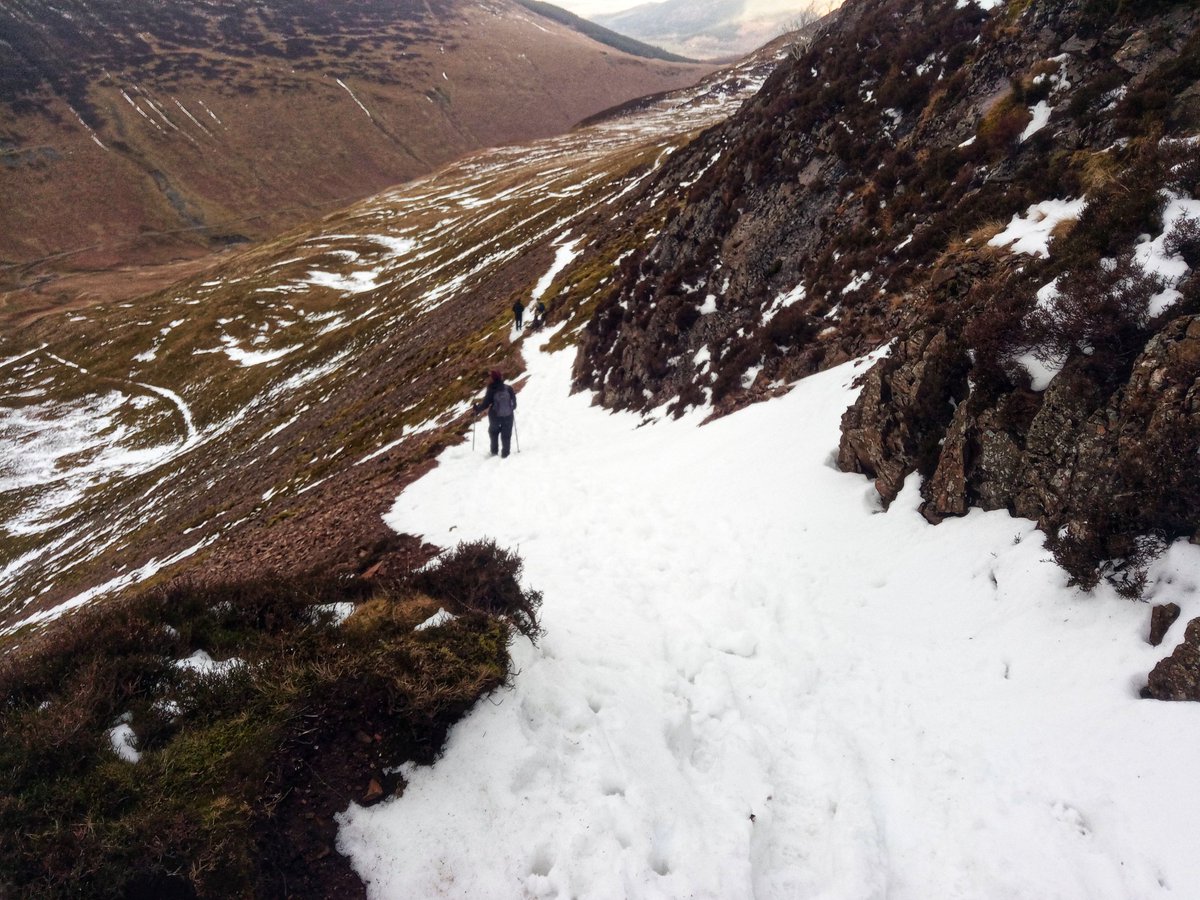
[1149,603,1182,647]
[1144,617,1200,700]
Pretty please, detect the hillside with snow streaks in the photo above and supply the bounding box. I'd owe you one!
[0,0,715,318]
[0,56,775,635]
[339,326,1200,898]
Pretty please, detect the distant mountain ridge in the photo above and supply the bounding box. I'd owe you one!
[594,0,841,60]
[0,0,713,316]
[513,0,698,62]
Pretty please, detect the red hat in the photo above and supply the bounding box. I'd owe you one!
[490,369,503,382]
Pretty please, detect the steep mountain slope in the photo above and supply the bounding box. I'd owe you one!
[595,0,841,59]
[4,2,1200,893]
[571,0,1200,597]
[0,0,713,316]
[0,52,776,638]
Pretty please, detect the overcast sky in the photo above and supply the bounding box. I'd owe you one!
[551,0,657,19]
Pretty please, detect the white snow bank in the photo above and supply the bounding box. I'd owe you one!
[761,283,806,325]
[1014,278,1067,391]
[338,328,1200,899]
[1012,350,1063,391]
[366,235,417,257]
[312,602,357,626]
[989,197,1087,258]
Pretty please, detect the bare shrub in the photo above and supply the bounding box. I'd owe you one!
[408,539,543,641]
[765,305,819,348]
[1165,215,1200,269]
[1027,253,1164,376]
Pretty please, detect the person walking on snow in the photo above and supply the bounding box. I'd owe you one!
[473,370,517,457]
[512,299,525,331]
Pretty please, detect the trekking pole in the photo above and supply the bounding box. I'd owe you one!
[514,417,520,454]
[471,416,476,452]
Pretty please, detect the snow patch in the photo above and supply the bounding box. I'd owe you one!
[338,329,1200,898]
[1134,193,1200,317]
[415,608,457,631]
[107,720,141,763]
[1020,101,1053,142]
[174,650,245,676]
[532,233,583,301]
[988,197,1087,258]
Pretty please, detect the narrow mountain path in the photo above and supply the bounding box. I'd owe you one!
[343,330,1200,899]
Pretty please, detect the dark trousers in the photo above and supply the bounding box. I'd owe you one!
[489,415,514,457]
[514,310,523,329]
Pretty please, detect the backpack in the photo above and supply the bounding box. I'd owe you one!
[492,386,514,417]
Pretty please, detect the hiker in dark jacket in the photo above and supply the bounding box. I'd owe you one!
[512,300,525,331]
[531,299,546,330]
[473,370,517,457]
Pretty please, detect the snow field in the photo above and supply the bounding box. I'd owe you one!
[337,329,1200,899]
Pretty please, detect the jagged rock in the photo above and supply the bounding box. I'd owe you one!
[923,395,973,521]
[1145,618,1200,700]
[1011,360,1107,527]
[1149,603,1182,647]
[362,778,385,805]
[1060,34,1096,54]
[1174,82,1200,130]
[972,400,1032,512]
[1115,29,1153,73]
[838,329,971,506]
[1066,316,1200,545]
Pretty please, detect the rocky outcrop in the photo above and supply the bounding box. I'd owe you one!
[569,0,1199,597]
[1145,617,1200,700]
[853,310,1200,588]
[837,329,970,506]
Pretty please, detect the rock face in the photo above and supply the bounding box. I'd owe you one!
[845,313,1200,589]
[571,0,1199,596]
[837,329,970,507]
[1145,618,1200,700]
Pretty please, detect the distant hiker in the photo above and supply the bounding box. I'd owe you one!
[531,299,546,330]
[473,370,517,457]
[512,300,525,331]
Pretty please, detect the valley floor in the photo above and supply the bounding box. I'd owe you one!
[338,326,1200,898]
